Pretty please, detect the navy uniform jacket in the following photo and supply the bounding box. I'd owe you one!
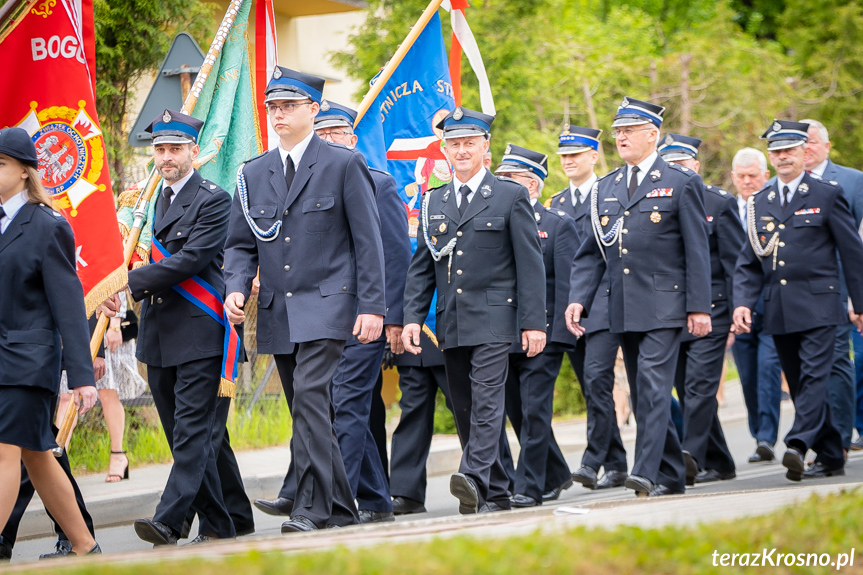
[402,170,546,349]
[568,190,611,334]
[549,186,579,220]
[569,156,711,333]
[701,185,746,332]
[0,203,94,392]
[735,173,863,335]
[344,167,411,348]
[533,203,578,349]
[822,159,863,227]
[129,170,230,367]
[224,134,387,354]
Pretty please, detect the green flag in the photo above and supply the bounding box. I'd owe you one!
[192,0,259,194]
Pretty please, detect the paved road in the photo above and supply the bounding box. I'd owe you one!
[10,398,862,563]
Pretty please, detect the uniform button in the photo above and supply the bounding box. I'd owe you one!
[487,222,492,227]
[653,205,659,210]
[260,209,265,214]
[457,288,463,294]
[780,279,787,286]
[622,228,628,234]
[342,286,347,291]
[779,261,785,266]
[674,285,679,289]
[456,270,463,275]
[156,298,163,304]
[779,241,785,247]
[457,250,463,256]
[177,231,182,236]
[285,236,291,243]
[284,209,289,216]
[284,265,291,271]
[507,298,513,303]
[778,224,785,229]
[624,268,630,274]
[624,211,630,216]
[144,290,149,295]
[805,219,810,223]
[457,231,463,237]
[718,293,723,298]
[316,203,321,208]
[830,285,835,290]
[286,292,293,298]
[711,303,716,308]
[622,248,628,254]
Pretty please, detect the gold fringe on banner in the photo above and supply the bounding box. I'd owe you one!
[218,378,236,398]
[422,323,439,348]
[83,264,129,318]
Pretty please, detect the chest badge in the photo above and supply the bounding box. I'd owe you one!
[431,236,438,246]
[438,222,447,233]
[650,211,662,223]
[767,191,776,202]
[766,222,775,231]
[601,215,610,226]
[534,211,541,223]
[538,230,548,239]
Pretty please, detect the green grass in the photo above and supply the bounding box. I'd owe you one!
[67,397,292,474]
[37,488,863,574]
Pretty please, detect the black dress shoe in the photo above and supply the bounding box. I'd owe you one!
[254,497,294,517]
[624,474,654,496]
[802,461,845,479]
[782,447,805,481]
[748,441,775,463]
[541,477,573,502]
[596,470,628,490]
[571,466,598,490]
[281,515,318,534]
[683,451,698,486]
[392,496,426,515]
[358,510,396,524]
[450,473,479,514]
[134,519,178,546]
[695,468,736,483]
[510,494,540,508]
[649,484,685,497]
[184,534,220,546]
[235,525,255,537]
[38,539,72,559]
[478,501,507,513]
[0,535,11,561]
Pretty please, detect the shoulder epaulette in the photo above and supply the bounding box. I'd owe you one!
[243,150,269,165]
[38,204,63,219]
[666,163,695,176]
[369,166,392,176]
[705,184,729,197]
[200,179,223,193]
[597,167,620,182]
[543,198,552,208]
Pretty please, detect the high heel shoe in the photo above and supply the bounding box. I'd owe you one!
[105,450,129,483]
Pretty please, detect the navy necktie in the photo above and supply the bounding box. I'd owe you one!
[285,157,296,192]
[628,166,640,199]
[458,185,471,217]
[160,187,174,218]
[782,185,790,212]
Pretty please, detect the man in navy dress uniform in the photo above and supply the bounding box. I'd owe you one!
[254,101,410,524]
[733,119,863,481]
[224,67,386,532]
[549,126,628,492]
[493,145,577,507]
[658,134,744,485]
[566,97,712,497]
[126,110,236,545]
[402,108,546,513]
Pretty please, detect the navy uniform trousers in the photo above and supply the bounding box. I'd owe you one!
[279,341,392,512]
[148,356,235,538]
[674,330,735,473]
[273,340,359,527]
[503,348,572,501]
[187,396,254,537]
[574,331,628,474]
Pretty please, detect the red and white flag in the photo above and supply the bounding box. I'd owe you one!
[0,0,126,315]
[255,0,279,150]
[442,0,495,115]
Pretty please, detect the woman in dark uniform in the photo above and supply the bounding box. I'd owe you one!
[0,127,100,555]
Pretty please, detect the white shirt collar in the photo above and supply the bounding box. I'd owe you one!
[811,158,829,178]
[0,191,28,233]
[278,130,315,172]
[628,151,658,185]
[453,167,488,194]
[570,173,597,205]
[777,170,806,205]
[530,197,537,207]
[162,169,195,202]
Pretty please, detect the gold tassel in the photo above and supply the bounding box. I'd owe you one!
[83,265,129,318]
[421,323,440,349]
[218,378,236,398]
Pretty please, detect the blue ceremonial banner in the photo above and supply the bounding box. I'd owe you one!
[355,12,455,337]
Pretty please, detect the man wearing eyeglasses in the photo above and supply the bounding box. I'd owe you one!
[223,67,387,532]
[565,97,711,497]
[256,101,411,525]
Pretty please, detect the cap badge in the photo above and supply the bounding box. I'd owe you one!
[772,121,781,132]
[505,144,512,155]
[273,67,282,79]
[562,123,570,135]
[665,134,674,145]
[321,100,330,112]
[453,107,464,121]
[162,110,172,123]
[621,97,630,108]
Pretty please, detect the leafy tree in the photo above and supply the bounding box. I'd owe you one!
[94,0,217,184]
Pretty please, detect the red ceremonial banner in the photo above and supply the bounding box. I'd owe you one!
[0,0,126,315]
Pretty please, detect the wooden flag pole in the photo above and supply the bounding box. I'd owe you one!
[53,0,248,456]
[0,0,40,44]
[354,0,445,127]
